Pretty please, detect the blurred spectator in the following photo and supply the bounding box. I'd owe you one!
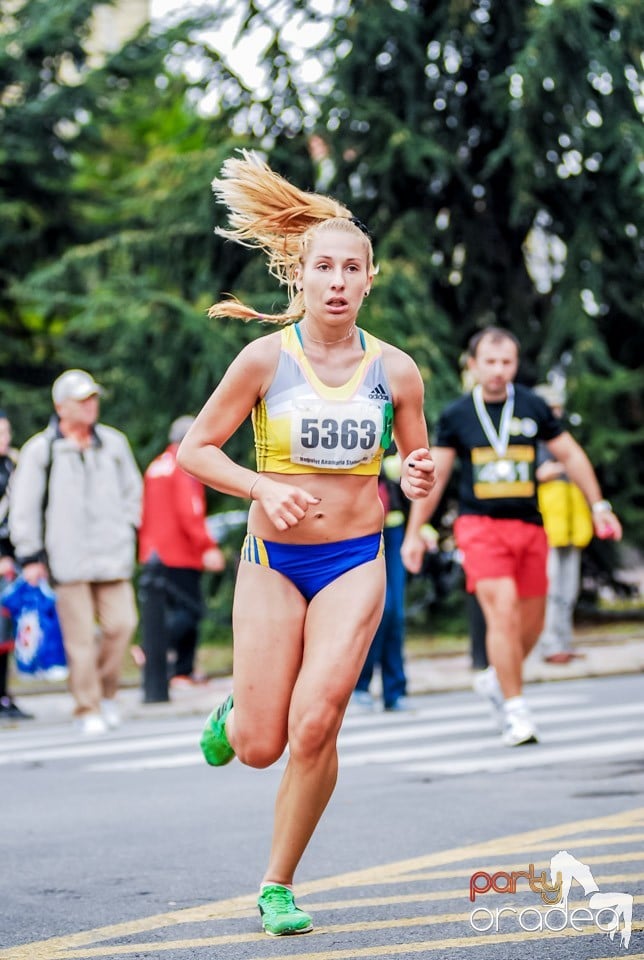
[138,416,225,699]
[9,370,142,734]
[534,384,594,664]
[0,411,33,720]
[402,327,621,748]
[352,447,412,712]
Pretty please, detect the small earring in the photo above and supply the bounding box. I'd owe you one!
[364,290,370,297]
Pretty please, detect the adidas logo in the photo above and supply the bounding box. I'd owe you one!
[368,383,389,400]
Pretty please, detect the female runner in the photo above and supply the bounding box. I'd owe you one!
[178,151,435,936]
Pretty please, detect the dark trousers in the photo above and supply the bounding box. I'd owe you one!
[356,523,407,707]
[0,577,13,698]
[467,591,488,670]
[139,563,203,702]
[164,567,203,677]
[0,650,8,699]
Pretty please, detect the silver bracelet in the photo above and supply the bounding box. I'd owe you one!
[591,499,612,514]
[249,475,261,500]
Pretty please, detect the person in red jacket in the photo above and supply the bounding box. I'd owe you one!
[138,416,225,693]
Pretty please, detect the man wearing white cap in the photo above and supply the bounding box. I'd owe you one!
[10,370,143,734]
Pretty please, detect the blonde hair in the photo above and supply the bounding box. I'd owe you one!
[208,150,375,324]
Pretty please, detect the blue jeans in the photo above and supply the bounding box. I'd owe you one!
[356,523,407,707]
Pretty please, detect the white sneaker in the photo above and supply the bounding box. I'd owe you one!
[349,691,375,711]
[76,712,108,736]
[502,707,539,747]
[101,699,121,729]
[472,667,505,727]
[385,696,413,712]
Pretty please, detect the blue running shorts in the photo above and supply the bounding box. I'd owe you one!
[241,532,384,602]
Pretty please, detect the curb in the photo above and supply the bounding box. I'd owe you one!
[5,636,643,728]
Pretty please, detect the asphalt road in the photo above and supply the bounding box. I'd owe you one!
[1,673,643,960]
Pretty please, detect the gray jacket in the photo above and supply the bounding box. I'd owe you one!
[10,421,142,584]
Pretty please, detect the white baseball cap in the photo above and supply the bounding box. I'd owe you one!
[168,415,196,444]
[533,383,566,409]
[52,369,103,405]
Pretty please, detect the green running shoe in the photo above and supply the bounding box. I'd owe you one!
[200,694,235,766]
[257,884,313,937]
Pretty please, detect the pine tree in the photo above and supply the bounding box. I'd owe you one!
[2,0,642,540]
[309,0,644,532]
[0,0,255,458]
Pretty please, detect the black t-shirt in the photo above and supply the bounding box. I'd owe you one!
[434,384,564,524]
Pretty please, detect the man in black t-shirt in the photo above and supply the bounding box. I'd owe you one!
[402,327,621,747]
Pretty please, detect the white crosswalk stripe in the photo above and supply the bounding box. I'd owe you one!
[403,735,644,775]
[0,687,641,776]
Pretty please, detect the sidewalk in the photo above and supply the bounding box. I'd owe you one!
[4,629,644,729]
[406,631,644,695]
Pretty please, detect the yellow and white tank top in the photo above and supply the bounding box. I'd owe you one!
[252,323,394,475]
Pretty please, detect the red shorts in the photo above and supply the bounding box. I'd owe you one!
[454,515,548,598]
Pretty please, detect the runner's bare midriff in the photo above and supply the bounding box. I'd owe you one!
[248,472,384,544]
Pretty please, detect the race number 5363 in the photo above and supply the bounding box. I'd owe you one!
[299,417,377,451]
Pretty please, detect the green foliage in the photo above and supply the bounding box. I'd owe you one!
[0,0,642,556]
[308,0,643,530]
[0,0,105,419]
[199,523,247,646]
[1,0,257,469]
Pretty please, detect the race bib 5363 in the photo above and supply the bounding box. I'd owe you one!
[290,400,389,469]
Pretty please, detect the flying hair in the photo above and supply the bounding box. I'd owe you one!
[207,150,374,325]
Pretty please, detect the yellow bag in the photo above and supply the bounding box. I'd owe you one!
[537,479,594,548]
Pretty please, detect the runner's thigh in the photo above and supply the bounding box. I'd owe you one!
[292,555,386,718]
[232,559,308,743]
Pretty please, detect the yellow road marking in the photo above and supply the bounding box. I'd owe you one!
[6,900,643,960]
[15,924,644,960]
[1,806,641,960]
[401,850,644,882]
